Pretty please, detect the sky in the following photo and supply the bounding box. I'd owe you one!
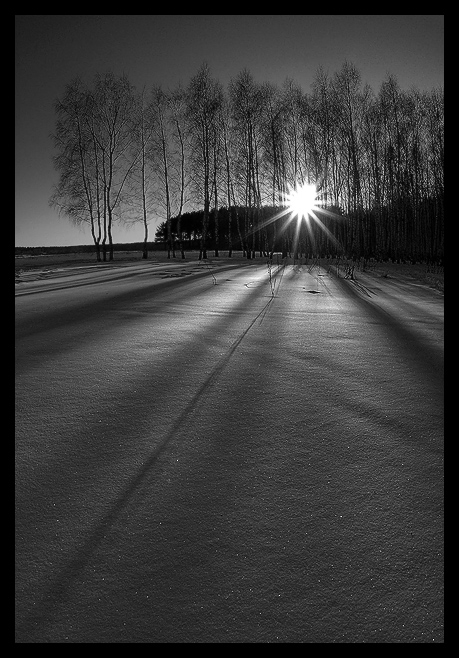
[15,15,444,248]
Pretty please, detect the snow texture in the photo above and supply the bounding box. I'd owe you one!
[15,257,444,643]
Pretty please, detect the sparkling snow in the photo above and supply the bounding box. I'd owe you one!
[15,257,444,643]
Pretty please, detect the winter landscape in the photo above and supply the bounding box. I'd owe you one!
[15,252,444,643]
[16,14,443,645]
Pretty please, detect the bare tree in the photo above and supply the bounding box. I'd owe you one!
[150,86,175,258]
[50,78,104,260]
[168,86,190,259]
[125,87,158,259]
[90,73,138,260]
[229,69,264,258]
[52,64,444,265]
[186,63,223,259]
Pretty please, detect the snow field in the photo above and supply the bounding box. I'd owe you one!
[15,261,443,642]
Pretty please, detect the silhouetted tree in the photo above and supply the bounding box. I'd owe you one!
[50,78,104,260]
[186,63,223,259]
[52,63,444,264]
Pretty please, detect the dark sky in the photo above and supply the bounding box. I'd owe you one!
[15,15,444,248]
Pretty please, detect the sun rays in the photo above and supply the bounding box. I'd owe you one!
[285,183,319,222]
[250,181,343,253]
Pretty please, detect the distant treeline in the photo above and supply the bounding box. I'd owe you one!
[155,201,443,264]
[15,242,164,256]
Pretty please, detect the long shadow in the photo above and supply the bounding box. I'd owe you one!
[15,262,260,365]
[15,263,163,294]
[332,272,444,391]
[16,265,278,503]
[16,258,249,310]
[15,269,283,641]
[296,345,443,447]
[15,260,253,297]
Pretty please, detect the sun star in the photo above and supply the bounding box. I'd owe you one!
[251,179,342,251]
[286,183,318,221]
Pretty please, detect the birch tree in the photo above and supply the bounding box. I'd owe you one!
[186,63,223,259]
[168,86,190,259]
[50,78,104,260]
[126,88,157,259]
[90,72,138,260]
[150,86,175,257]
[229,69,264,257]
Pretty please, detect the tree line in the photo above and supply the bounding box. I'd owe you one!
[50,62,444,264]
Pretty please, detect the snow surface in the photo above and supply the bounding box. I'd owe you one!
[15,257,444,643]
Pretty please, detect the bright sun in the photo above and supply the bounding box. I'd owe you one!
[255,179,341,251]
[286,183,318,221]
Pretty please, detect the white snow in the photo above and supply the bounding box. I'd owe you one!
[15,257,444,643]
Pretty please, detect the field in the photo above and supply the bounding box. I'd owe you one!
[15,249,444,292]
[16,251,444,643]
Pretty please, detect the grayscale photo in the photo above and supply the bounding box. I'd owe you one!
[15,15,444,644]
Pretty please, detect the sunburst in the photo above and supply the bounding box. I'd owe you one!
[284,183,320,221]
[249,180,343,253]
